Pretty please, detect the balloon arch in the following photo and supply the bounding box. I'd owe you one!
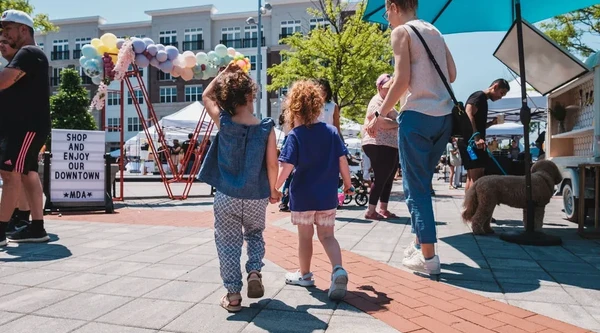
[79,33,250,200]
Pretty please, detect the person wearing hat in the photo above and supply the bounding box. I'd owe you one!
[0,9,50,244]
[361,73,399,220]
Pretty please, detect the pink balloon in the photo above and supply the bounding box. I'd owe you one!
[236,60,246,68]
[181,67,194,81]
[172,66,182,77]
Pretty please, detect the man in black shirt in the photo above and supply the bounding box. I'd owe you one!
[457,79,510,190]
[0,10,51,244]
[181,133,199,174]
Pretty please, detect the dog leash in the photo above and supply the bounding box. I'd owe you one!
[468,132,508,176]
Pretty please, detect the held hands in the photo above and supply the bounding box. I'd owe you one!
[475,139,486,150]
[343,183,355,195]
[269,189,282,204]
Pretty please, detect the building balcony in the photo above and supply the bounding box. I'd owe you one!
[50,77,60,86]
[182,40,204,51]
[51,50,70,61]
[220,39,242,49]
[242,37,266,49]
[162,41,179,48]
[73,49,82,59]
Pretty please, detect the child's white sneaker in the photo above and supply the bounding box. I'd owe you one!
[402,253,441,275]
[328,265,348,301]
[285,270,315,287]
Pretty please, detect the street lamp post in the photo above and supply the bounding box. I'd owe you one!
[247,1,272,120]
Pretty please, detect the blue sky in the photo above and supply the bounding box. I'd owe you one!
[29,0,598,101]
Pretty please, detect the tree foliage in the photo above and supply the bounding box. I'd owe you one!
[51,68,97,132]
[540,5,600,57]
[0,0,56,33]
[267,0,393,123]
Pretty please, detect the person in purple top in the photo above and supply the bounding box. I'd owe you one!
[276,80,354,301]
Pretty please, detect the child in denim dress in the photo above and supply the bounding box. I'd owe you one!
[276,80,353,301]
[199,64,280,312]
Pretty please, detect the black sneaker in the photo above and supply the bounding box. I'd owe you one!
[6,218,30,235]
[7,225,49,243]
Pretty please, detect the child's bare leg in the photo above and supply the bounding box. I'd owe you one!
[297,225,314,275]
[316,225,342,269]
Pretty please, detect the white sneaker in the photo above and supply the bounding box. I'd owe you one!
[285,270,315,287]
[402,253,441,275]
[403,240,418,259]
[328,265,348,301]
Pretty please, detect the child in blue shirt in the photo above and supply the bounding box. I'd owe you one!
[199,64,280,312]
[276,80,353,301]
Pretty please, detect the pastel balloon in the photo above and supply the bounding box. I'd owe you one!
[227,47,236,56]
[236,59,246,68]
[135,54,150,68]
[97,45,109,55]
[181,67,194,81]
[235,52,243,58]
[156,50,168,62]
[193,70,204,80]
[156,44,166,51]
[214,44,228,58]
[142,38,155,46]
[172,55,181,67]
[100,33,118,49]
[158,60,173,73]
[165,46,179,61]
[150,57,160,68]
[91,76,103,85]
[146,44,158,56]
[79,56,89,67]
[84,58,102,77]
[116,38,125,49]
[107,47,119,55]
[132,38,147,54]
[81,44,99,58]
[183,52,196,68]
[195,52,208,65]
[90,38,102,48]
[171,66,182,77]
[110,54,118,64]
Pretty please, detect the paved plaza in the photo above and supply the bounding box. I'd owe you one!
[0,179,597,332]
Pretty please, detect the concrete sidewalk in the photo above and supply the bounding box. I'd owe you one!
[0,220,399,333]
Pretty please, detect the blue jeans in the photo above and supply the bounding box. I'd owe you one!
[398,111,452,244]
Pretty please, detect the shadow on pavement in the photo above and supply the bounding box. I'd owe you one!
[0,234,72,263]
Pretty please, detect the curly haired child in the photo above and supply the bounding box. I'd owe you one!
[199,64,281,312]
[276,79,353,301]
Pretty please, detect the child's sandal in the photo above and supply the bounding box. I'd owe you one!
[220,293,242,312]
[247,270,265,298]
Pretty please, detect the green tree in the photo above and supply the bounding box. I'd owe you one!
[51,68,97,131]
[267,0,393,123]
[540,5,600,57]
[0,0,56,32]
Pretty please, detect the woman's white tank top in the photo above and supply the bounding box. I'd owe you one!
[319,101,336,126]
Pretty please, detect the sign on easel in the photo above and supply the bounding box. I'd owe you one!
[46,129,113,213]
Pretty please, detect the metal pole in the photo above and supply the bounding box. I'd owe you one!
[500,0,561,246]
[256,0,263,119]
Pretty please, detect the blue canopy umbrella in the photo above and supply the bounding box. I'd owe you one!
[364,0,598,246]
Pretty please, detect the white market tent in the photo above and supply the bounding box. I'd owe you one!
[340,117,362,138]
[486,123,525,137]
[125,101,284,156]
[488,78,548,122]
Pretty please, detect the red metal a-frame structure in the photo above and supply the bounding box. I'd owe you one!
[101,63,214,200]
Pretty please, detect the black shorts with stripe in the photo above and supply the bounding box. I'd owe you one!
[0,131,48,174]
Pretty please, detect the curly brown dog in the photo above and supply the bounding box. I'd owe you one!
[462,160,562,235]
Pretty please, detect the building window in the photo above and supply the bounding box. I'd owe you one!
[127,117,141,132]
[128,90,144,105]
[243,25,264,48]
[279,87,288,96]
[183,28,203,51]
[107,117,120,132]
[310,18,330,30]
[221,27,241,49]
[159,30,177,47]
[52,39,69,60]
[280,20,301,38]
[127,64,143,76]
[185,85,203,102]
[249,55,262,71]
[51,67,63,86]
[158,71,172,81]
[107,92,120,106]
[73,37,91,58]
[38,42,44,51]
[134,34,146,39]
[76,66,92,85]
[160,86,177,103]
